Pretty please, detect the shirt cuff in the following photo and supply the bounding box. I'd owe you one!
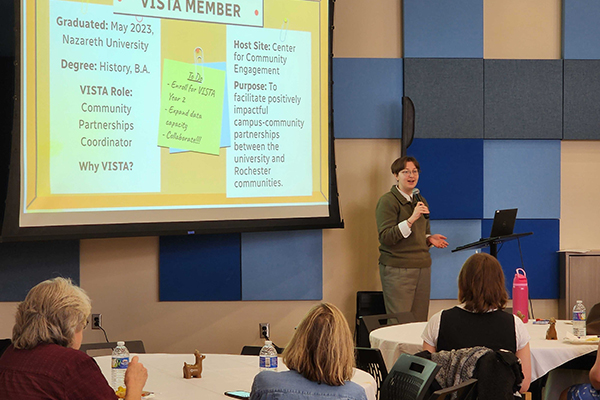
[398,220,411,238]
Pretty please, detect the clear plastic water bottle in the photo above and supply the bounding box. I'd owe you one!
[111,341,130,390]
[573,300,587,337]
[259,340,278,372]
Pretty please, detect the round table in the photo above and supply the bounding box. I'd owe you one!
[95,353,378,400]
[369,320,597,382]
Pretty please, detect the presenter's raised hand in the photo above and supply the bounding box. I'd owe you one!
[411,202,430,220]
[428,234,448,249]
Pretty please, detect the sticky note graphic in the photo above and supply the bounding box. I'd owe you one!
[158,59,225,155]
[169,62,230,154]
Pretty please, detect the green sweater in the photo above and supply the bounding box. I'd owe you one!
[375,185,432,268]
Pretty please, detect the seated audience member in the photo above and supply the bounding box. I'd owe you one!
[560,342,600,400]
[250,303,367,400]
[0,277,148,400]
[421,252,531,394]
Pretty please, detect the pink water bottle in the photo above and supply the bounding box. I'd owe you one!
[512,268,529,323]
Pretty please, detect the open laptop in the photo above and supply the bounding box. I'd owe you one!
[489,208,518,238]
[452,208,522,253]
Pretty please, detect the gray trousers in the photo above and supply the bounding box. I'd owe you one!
[379,264,431,322]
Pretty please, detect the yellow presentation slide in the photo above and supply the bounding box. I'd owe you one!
[21,0,330,227]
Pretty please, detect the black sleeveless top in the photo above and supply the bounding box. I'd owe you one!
[437,306,517,353]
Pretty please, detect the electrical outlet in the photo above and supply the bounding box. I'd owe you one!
[92,313,102,330]
[259,323,270,339]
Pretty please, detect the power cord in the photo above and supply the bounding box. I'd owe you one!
[98,326,110,343]
[264,333,284,354]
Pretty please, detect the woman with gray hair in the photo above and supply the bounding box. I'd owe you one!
[0,277,147,400]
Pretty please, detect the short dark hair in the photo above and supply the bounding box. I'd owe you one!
[458,253,508,313]
[391,156,420,175]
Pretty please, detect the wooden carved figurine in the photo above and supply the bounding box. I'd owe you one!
[516,310,526,323]
[183,350,206,379]
[546,317,558,340]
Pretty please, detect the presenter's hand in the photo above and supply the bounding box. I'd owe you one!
[411,202,430,220]
[428,234,448,249]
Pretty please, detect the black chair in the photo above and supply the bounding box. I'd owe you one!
[380,353,441,400]
[79,340,146,355]
[428,378,477,400]
[0,338,11,357]
[587,302,600,335]
[240,345,284,356]
[356,291,387,347]
[361,312,417,335]
[356,347,388,399]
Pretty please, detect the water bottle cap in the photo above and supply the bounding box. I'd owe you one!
[577,300,583,303]
[265,340,272,345]
[117,341,125,346]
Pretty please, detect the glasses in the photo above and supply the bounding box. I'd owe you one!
[400,169,419,177]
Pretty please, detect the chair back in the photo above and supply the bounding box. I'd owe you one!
[381,353,441,400]
[0,338,11,357]
[587,302,600,335]
[355,347,388,399]
[355,291,387,347]
[240,345,284,356]
[79,340,146,356]
[361,312,417,335]
[428,378,477,400]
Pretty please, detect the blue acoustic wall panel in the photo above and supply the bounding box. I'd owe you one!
[484,60,563,139]
[241,230,322,301]
[0,241,80,302]
[409,139,483,219]
[332,58,403,139]
[404,59,483,139]
[403,0,483,58]
[563,0,600,59]
[159,234,241,301]
[564,60,600,140]
[482,219,559,299]
[430,220,482,299]
[483,140,560,219]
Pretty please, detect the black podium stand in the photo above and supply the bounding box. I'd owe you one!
[452,232,533,259]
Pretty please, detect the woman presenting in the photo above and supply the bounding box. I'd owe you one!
[376,156,448,321]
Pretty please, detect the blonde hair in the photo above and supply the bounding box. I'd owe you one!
[12,277,91,349]
[458,253,509,313]
[283,303,355,386]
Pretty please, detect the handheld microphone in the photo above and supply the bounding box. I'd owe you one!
[412,188,430,219]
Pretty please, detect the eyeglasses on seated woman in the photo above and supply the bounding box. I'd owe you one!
[0,277,148,400]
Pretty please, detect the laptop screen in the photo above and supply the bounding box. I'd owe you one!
[490,208,518,238]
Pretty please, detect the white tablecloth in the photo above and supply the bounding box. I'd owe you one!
[95,353,377,400]
[369,320,597,381]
